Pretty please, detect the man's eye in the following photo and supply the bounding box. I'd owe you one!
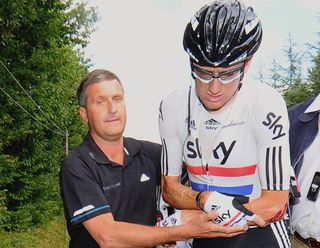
[97,99,103,105]
[114,96,121,102]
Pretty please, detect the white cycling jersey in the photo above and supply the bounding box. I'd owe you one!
[159,79,291,200]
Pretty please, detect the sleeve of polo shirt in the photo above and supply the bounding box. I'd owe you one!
[253,84,291,191]
[153,143,162,186]
[60,153,111,226]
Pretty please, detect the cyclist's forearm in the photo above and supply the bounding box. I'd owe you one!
[162,176,199,209]
[244,190,289,223]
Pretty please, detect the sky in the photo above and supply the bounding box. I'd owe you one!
[83,0,320,143]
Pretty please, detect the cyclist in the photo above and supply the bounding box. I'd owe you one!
[159,1,291,247]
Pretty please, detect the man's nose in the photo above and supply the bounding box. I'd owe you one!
[106,100,117,114]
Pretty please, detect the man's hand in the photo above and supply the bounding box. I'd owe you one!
[203,191,266,227]
[181,209,205,223]
[183,211,247,239]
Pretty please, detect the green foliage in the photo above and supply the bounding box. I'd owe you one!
[309,52,320,95]
[283,32,320,106]
[0,0,95,231]
[282,79,313,107]
[259,29,320,107]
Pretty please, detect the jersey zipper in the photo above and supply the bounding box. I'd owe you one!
[206,163,209,191]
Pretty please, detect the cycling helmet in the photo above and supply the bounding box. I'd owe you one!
[183,0,262,67]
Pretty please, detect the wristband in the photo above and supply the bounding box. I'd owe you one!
[196,191,204,210]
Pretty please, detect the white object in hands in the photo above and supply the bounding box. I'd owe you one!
[157,210,182,227]
[203,191,255,227]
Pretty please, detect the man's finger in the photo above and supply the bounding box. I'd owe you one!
[205,211,219,221]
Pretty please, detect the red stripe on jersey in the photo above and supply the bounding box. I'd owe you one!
[186,164,257,177]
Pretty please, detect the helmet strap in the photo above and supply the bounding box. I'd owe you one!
[189,60,196,79]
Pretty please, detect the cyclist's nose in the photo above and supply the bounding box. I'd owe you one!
[208,78,222,94]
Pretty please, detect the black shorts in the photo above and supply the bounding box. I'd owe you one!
[193,220,291,248]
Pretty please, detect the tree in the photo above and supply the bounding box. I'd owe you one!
[308,44,320,96]
[0,0,97,231]
[282,79,312,107]
[283,46,320,107]
[283,17,320,107]
[260,32,319,107]
[268,33,304,93]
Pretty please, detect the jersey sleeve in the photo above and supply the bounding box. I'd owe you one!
[253,85,291,191]
[60,153,111,226]
[158,91,186,177]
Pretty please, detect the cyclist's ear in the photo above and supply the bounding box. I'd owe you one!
[244,58,253,73]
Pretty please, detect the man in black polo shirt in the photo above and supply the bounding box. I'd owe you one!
[60,69,247,248]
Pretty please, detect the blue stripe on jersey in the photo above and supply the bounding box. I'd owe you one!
[70,204,110,224]
[190,181,253,195]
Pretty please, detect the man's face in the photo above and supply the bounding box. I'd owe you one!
[79,79,127,142]
[192,63,244,111]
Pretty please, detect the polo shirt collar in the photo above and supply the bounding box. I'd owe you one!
[305,94,320,114]
[82,132,110,165]
[82,132,143,166]
[298,95,320,123]
[123,137,143,166]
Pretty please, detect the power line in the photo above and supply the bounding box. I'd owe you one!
[0,86,64,136]
[0,59,65,134]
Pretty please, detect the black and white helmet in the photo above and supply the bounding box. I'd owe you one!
[183,0,262,67]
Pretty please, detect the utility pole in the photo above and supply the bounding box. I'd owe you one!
[65,130,69,155]
[64,129,69,243]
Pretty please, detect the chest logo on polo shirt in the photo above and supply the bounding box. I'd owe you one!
[140,173,150,182]
[103,182,121,191]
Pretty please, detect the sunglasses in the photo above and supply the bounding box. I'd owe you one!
[191,63,244,84]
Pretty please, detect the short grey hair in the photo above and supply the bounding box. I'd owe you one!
[77,69,123,107]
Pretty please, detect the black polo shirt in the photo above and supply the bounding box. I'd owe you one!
[60,133,161,248]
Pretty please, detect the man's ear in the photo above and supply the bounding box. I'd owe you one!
[79,107,88,124]
[244,58,252,73]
